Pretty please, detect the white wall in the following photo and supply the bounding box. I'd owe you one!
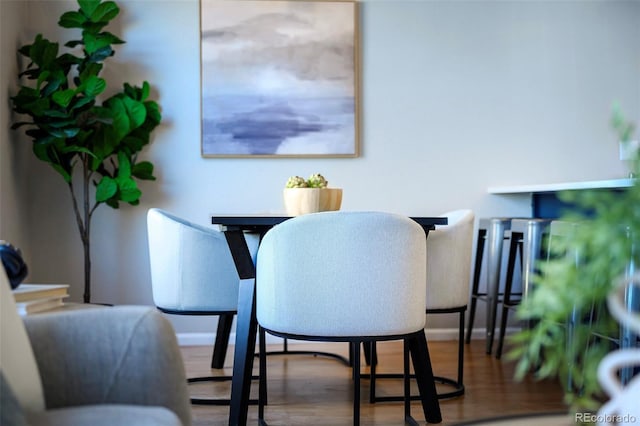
[1,0,639,334]
[0,1,31,258]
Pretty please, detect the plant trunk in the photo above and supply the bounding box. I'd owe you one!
[83,223,91,303]
[70,154,93,303]
[82,156,91,303]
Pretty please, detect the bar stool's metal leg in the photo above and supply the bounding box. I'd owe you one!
[496,232,521,359]
[521,221,546,301]
[486,219,507,354]
[521,221,548,333]
[497,219,550,359]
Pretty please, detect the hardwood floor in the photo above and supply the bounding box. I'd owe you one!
[182,339,567,425]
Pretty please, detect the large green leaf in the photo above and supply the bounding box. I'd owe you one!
[57,52,82,66]
[122,97,146,129]
[82,31,111,55]
[106,198,119,209]
[106,97,130,141]
[145,101,162,125]
[88,45,114,63]
[36,71,51,90]
[23,98,50,116]
[117,151,131,178]
[52,89,76,108]
[79,62,103,80]
[120,135,144,153]
[80,75,106,97]
[132,161,155,180]
[78,0,100,18]
[59,11,86,28]
[89,126,117,169]
[90,1,120,23]
[70,96,95,111]
[29,36,58,68]
[41,70,67,97]
[95,176,118,202]
[141,81,150,101]
[116,176,141,203]
[18,44,31,58]
[32,143,73,182]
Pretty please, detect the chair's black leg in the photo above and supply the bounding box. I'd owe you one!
[369,341,377,403]
[259,326,267,422]
[349,342,354,367]
[466,229,486,344]
[363,341,372,366]
[212,313,234,369]
[353,341,361,426]
[457,310,465,386]
[404,339,411,420]
[408,332,442,424]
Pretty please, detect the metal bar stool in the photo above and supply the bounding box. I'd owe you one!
[465,218,515,354]
[495,218,551,359]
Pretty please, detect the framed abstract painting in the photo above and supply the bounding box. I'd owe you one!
[200,0,359,157]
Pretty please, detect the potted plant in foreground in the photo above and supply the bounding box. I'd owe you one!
[10,0,161,303]
[510,105,638,414]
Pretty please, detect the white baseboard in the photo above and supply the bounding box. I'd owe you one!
[176,327,520,347]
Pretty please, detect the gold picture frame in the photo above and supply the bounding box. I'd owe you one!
[200,0,360,158]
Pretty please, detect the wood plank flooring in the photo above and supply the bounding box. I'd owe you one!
[182,339,567,425]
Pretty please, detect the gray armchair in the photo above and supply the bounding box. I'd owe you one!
[0,269,191,426]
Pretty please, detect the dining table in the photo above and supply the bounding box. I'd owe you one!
[211,214,448,426]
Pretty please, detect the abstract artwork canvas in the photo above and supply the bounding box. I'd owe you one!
[200,0,359,157]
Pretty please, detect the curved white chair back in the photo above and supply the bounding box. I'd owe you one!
[597,349,640,426]
[426,209,475,310]
[256,211,427,337]
[0,268,45,412]
[147,208,259,312]
[596,274,640,426]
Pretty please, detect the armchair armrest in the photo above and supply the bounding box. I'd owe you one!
[24,306,191,426]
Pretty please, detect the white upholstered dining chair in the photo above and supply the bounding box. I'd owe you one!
[146,208,259,405]
[424,209,475,396]
[370,209,475,401]
[255,211,442,425]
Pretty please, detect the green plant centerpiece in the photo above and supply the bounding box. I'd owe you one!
[510,106,638,413]
[285,173,329,189]
[10,0,161,303]
[283,173,342,216]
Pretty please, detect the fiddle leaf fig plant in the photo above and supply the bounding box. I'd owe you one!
[10,0,161,303]
[509,105,638,412]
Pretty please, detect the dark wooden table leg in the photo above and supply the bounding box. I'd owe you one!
[212,313,234,369]
[408,332,442,424]
[229,279,258,426]
[224,230,258,426]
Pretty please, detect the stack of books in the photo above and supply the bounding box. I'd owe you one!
[11,284,70,316]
